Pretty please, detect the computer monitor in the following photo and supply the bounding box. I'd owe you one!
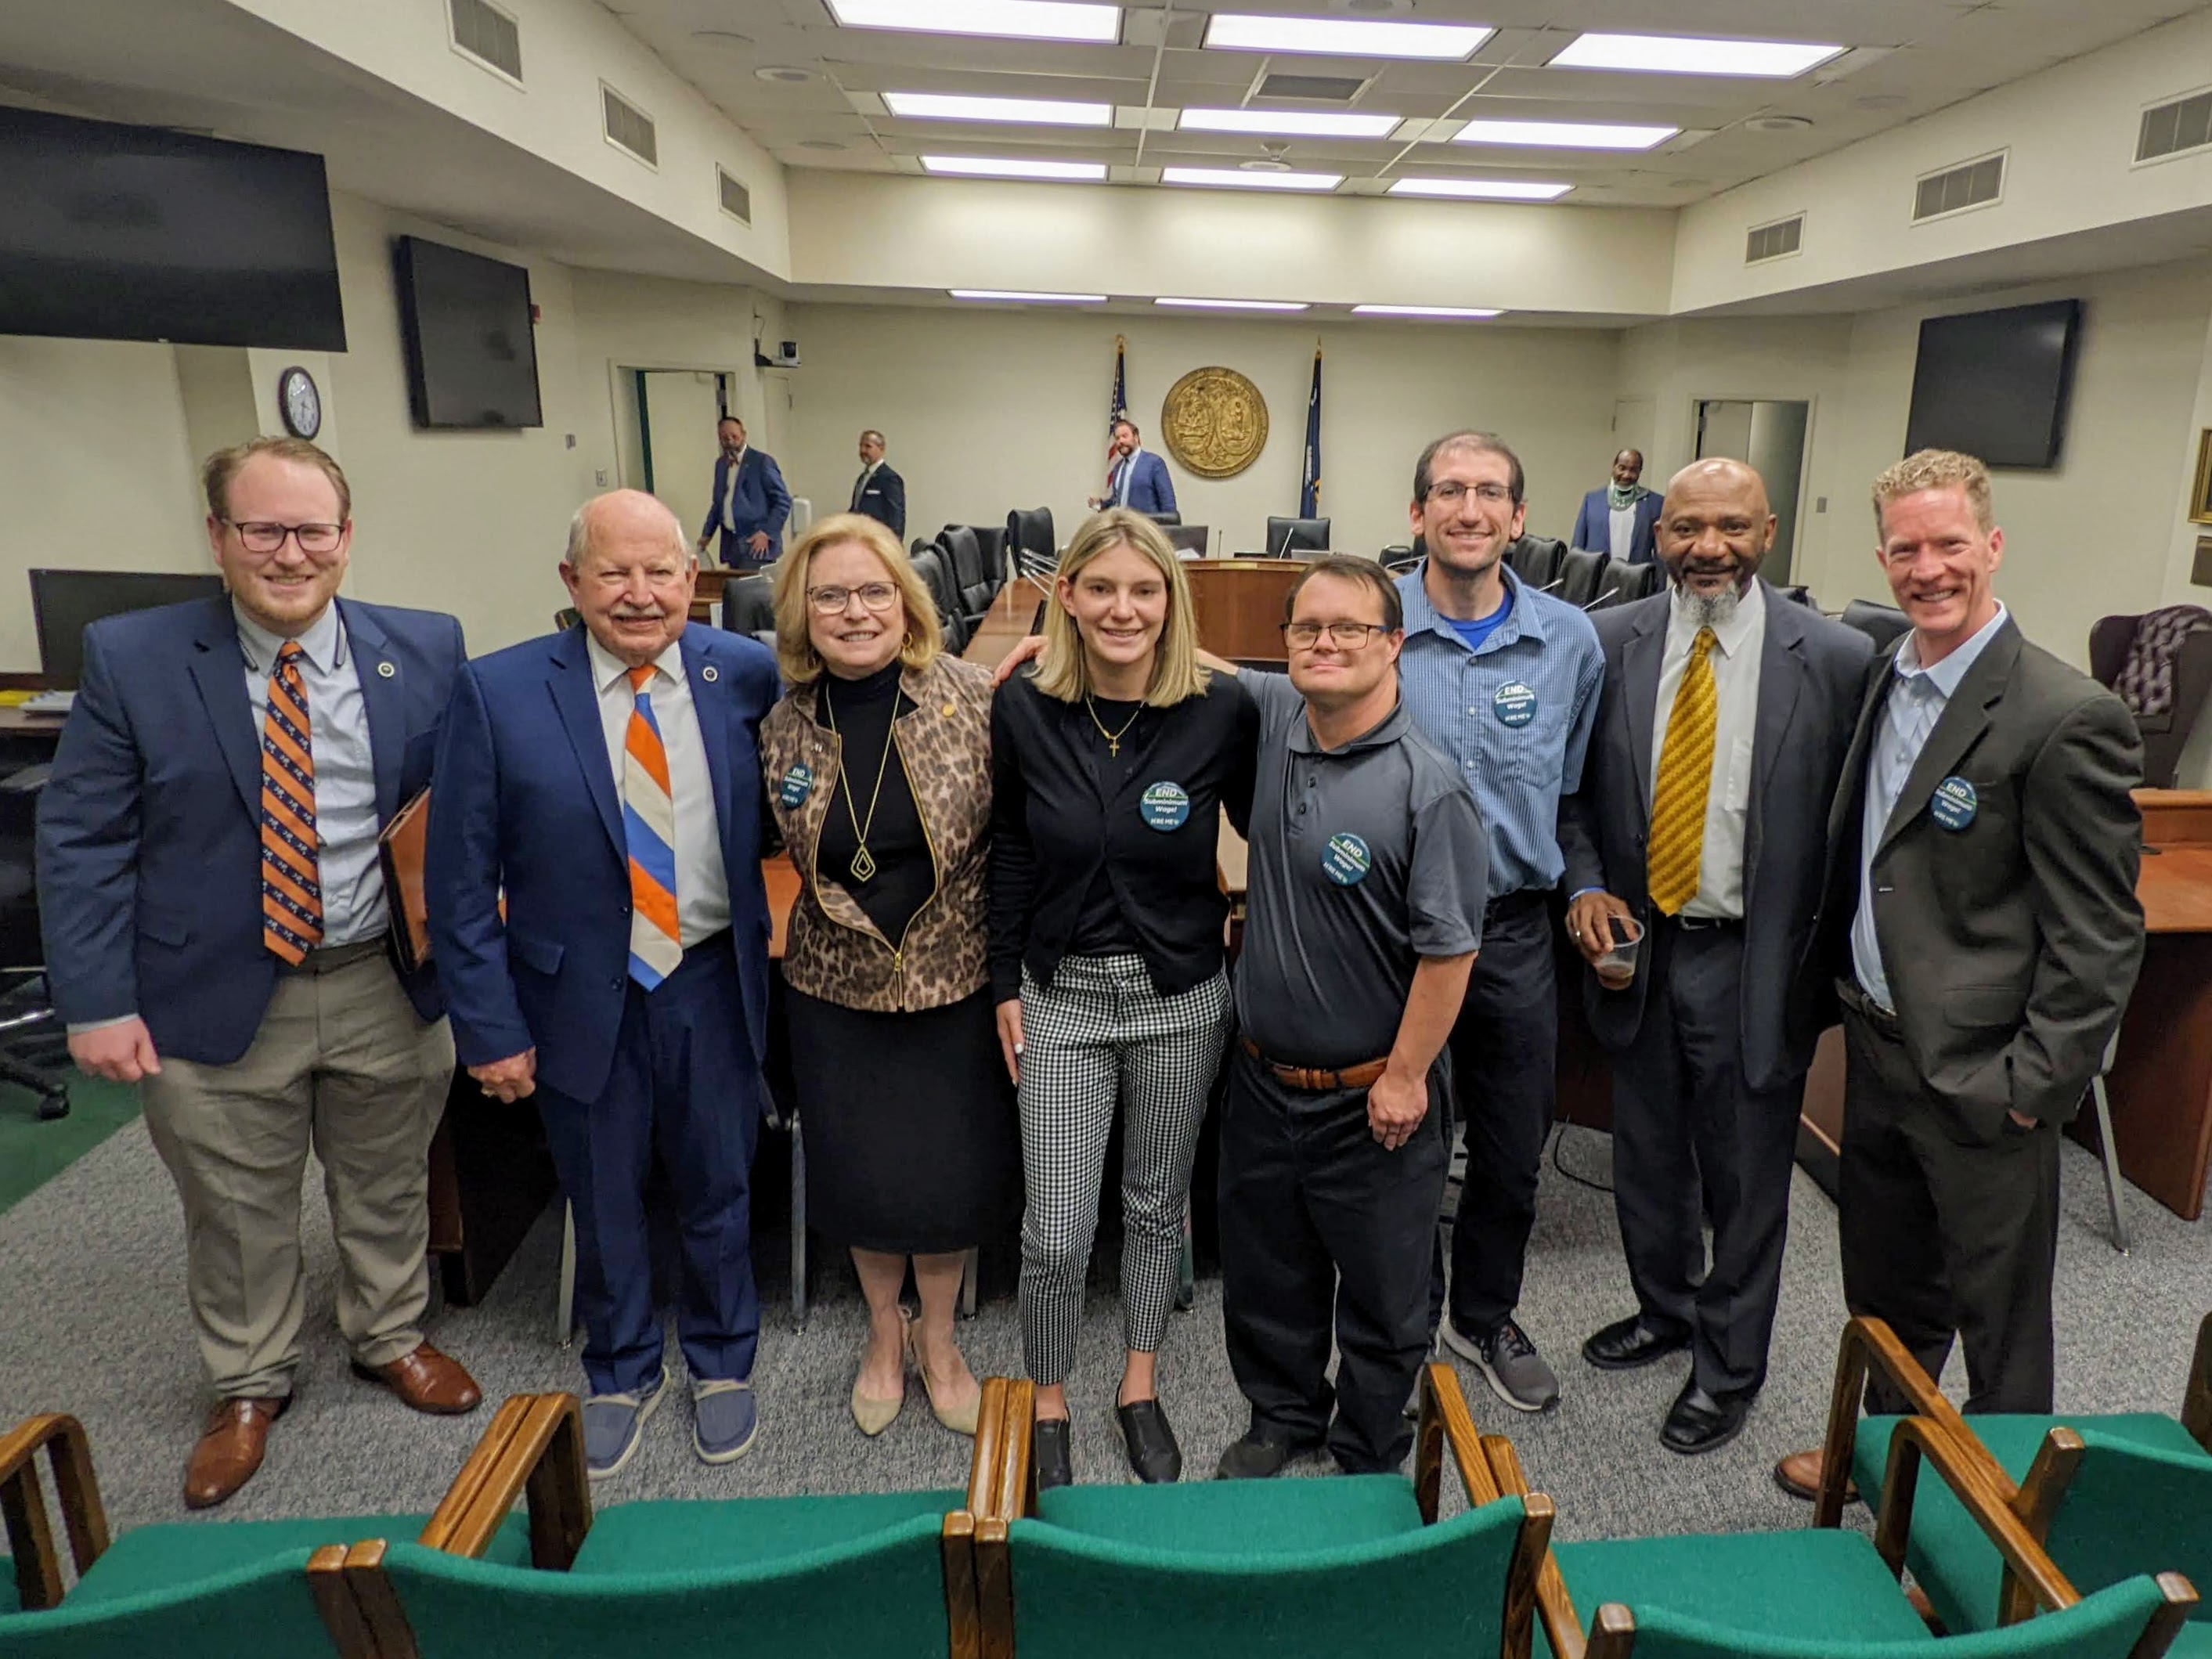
[1164,525,1210,557]
[31,569,227,687]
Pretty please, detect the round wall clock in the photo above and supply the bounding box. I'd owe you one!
[278,366,322,439]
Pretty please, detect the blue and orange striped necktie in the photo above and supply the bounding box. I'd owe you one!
[260,640,324,964]
[622,664,683,989]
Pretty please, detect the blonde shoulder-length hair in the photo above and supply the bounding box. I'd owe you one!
[1031,507,1210,706]
[772,513,943,685]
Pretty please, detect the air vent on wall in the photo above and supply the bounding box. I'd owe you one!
[718,167,752,225]
[1256,73,1367,102]
[1913,152,2004,222]
[602,85,658,168]
[2138,87,2212,162]
[1745,215,1802,264]
[449,0,522,82]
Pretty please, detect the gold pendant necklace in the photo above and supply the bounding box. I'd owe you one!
[1085,694,1143,759]
[824,680,899,883]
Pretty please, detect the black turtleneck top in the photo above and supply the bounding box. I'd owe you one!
[814,660,934,945]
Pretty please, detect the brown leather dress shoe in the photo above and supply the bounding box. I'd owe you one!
[351,1343,482,1415]
[185,1395,289,1510]
[1774,1448,1860,1503]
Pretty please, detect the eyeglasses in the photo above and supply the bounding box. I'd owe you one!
[807,582,901,615]
[1425,481,1514,507]
[1282,620,1390,649]
[226,520,345,555]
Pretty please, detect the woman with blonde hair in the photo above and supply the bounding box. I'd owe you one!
[761,512,1016,1439]
[989,507,1256,1488]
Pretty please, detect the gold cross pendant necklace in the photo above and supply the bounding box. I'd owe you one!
[1085,694,1143,759]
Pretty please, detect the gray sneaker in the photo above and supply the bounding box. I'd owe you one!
[583,1370,669,1480]
[691,1376,759,1465]
[1442,1317,1561,1413]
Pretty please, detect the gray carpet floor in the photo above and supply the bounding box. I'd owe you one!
[0,1117,2203,1542]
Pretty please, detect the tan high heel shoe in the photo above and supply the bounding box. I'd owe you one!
[850,1308,909,1437]
[913,1322,982,1437]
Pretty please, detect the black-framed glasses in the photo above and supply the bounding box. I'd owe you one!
[1425,481,1514,507]
[1282,620,1388,649]
[226,520,345,556]
[808,582,900,615]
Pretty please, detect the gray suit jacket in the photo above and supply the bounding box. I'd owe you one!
[1819,616,2144,1134]
[1557,580,1872,1091]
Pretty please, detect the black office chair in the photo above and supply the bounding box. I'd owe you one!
[1774,584,1819,608]
[1507,534,1565,590]
[720,573,778,652]
[910,547,969,655]
[1840,598,1911,654]
[968,525,1010,588]
[1263,516,1330,557]
[1377,544,1420,574]
[1164,525,1209,557]
[1553,546,1611,608]
[1006,508,1056,580]
[939,525,995,628]
[0,764,67,1121]
[1147,511,1181,528]
[1591,558,1662,608]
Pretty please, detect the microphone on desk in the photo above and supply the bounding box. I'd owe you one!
[1272,522,1295,561]
[1539,577,1566,593]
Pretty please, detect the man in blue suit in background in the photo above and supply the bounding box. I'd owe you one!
[1090,417,1178,518]
[429,489,781,1479]
[695,414,792,572]
[37,437,481,1510]
[1571,449,1663,566]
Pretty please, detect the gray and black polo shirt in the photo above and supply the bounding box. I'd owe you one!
[1234,671,1490,1070]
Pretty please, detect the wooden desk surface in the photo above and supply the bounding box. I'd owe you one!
[2141,846,2212,933]
[0,707,67,735]
[962,579,1050,669]
[2138,788,2212,848]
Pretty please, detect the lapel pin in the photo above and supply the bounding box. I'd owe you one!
[942,702,955,717]
[377,662,396,678]
[702,665,720,683]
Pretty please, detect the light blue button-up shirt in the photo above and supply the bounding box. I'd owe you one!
[1849,603,2009,1010]
[1395,563,1606,899]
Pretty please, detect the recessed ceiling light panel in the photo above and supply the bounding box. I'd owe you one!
[1202,13,1492,60]
[1155,297,1311,310]
[921,154,1110,180]
[1179,107,1402,139]
[1548,33,1846,78]
[1450,118,1676,150]
[885,92,1113,126]
[1388,177,1571,200]
[1352,304,1505,318]
[827,0,1120,45]
[1161,166,1344,190]
[951,289,1109,302]
[755,66,817,84]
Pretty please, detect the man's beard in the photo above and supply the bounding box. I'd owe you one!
[1675,579,1742,631]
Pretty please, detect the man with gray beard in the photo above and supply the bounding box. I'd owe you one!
[1553,459,1871,1455]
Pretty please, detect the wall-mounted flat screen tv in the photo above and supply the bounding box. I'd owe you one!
[0,103,344,350]
[392,234,542,430]
[1903,298,2082,470]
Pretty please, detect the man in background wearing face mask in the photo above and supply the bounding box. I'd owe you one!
[1554,459,1870,1455]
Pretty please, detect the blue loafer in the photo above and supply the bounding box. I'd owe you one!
[693,1376,759,1465]
[583,1370,668,1480]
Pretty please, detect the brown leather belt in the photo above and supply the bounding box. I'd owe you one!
[1241,1037,1389,1093]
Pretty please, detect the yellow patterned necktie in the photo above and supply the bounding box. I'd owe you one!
[1647,626,1718,917]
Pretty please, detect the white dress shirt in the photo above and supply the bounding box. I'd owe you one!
[850,459,878,510]
[1647,582,1766,920]
[1850,604,2010,1011]
[1112,445,1142,507]
[585,631,731,945]
[719,447,745,533]
[236,600,384,946]
[1609,501,1639,561]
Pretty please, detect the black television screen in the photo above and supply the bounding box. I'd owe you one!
[0,104,344,350]
[393,235,543,429]
[1903,299,2081,470]
[31,569,227,687]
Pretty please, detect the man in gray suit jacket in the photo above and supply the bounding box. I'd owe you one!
[1777,449,2143,1499]
[1557,458,1871,1455]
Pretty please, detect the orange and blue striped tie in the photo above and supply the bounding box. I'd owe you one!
[623,665,683,989]
[260,640,324,964]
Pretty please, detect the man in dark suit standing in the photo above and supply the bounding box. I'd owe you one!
[1090,417,1178,518]
[1571,449,1663,565]
[1558,458,1870,1455]
[429,489,781,1481]
[37,437,481,1509]
[1777,449,2144,1498]
[849,428,906,538]
[695,414,792,572]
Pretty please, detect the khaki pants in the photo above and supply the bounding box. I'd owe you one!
[141,942,456,1399]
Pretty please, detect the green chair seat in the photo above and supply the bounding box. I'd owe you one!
[1853,1414,2212,1635]
[572,1488,965,1574]
[1034,1473,1424,1556]
[1,1561,18,1614]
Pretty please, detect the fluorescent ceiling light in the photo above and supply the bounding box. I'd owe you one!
[1548,33,1846,78]
[1160,166,1343,191]
[1178,107,1402,139]
[886,92,1112,127]
[1389,177,1571,200]
[1202,13,1492,60]
[1352,304,1505,319]
[1451,118,1677,150]
[1156,297,1310,311]
[827,0,1120,45]
[921,155,1108,180]
[951,289,1108,303]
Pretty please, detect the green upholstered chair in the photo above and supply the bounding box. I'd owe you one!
[970,1365,1555,1659]
[337,1388,994,1659]
[1820,1313,2212,1650]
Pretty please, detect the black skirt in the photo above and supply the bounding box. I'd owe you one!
[785,984,1019,1255]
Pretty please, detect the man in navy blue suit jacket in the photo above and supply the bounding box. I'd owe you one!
[428,489,781,1479]
[1090,417,1178,518]
[36,437,481,1510]
[1571,449,1663,565]
[695,414,792,572]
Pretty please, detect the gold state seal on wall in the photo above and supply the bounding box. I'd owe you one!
[1160,366,1269,479]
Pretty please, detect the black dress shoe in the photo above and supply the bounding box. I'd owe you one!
[1582,1314,1691,1372]
[1035,1418,1074,1490]
[1114,1399,1182,1484]
[1661,1380,1753,1455]
[1215,1428,1315,1480]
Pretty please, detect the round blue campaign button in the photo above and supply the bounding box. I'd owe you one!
[1140,781,1191,832]
[1493,682,1538,728]
[1930,775,1978,831]
[1322,831,1373,887]
[778,763,814,809]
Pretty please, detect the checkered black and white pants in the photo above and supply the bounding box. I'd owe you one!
[1016,954,1232,1386]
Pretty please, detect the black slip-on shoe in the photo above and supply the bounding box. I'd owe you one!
[1035,1418,1074,1490]
[1661,1380,1753,1455]
[1114,1398,1182,1484]
[1582,1314,1692,1372]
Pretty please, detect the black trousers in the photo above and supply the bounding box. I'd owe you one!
[1441,890,1557,1337]
[1219,1044,1448,1473]
[1836,991,2062,1416]
[1610,920,1802,1397]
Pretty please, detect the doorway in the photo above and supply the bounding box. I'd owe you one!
[619,369,737,539]
[1693,398,1810,584]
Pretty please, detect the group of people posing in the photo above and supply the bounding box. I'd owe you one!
[37,424,2142,1510]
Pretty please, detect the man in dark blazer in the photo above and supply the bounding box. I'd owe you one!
[1571,449,1663,565]
[37,436,480,1509]
[428,489,781,1480]
[1558,458,1871,1455]
[1090,417,1178,518]
[850,427,906,537]
[695,414,792,572]
[1777,449,2144,1499]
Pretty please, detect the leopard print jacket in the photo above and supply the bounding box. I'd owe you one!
[760,653,994,1012]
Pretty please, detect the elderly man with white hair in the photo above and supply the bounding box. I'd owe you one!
[427,490,781,1477]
